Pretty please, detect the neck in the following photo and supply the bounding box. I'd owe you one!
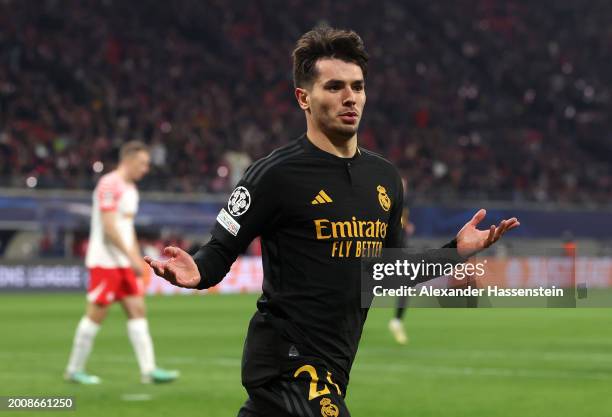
[116,165,132,183]
[306,120,357,158]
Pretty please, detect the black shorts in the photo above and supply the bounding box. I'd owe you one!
[237,364,350,417]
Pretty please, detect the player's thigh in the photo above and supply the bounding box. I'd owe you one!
[86,267,121,311]
[243,377,350,417]
[85,301,109,324]
[236,398,266,417]
[117,268,146,318]
[119,295,146,319]
[283,376,349,417]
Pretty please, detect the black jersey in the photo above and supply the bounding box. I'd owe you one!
[195,134,455,392]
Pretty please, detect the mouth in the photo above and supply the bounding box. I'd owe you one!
[338,112,359,124]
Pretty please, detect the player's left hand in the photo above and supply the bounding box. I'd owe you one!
[456,209,520,258]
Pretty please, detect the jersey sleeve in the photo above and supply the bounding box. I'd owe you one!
[211,170,282,254]
[384,170,405,249]
[96,176,122,212]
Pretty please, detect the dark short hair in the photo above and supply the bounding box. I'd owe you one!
[119,140,149,161]
[292,26,368,88]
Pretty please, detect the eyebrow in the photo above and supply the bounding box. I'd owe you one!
[323,79,365,85]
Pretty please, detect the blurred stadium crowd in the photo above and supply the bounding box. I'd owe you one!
[0,0,610,204]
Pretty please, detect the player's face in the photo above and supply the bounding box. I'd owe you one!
[299,58,366,140]
[126,151,150,182]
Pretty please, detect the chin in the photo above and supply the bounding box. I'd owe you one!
[335,125,359,138]
[320,120,359,141]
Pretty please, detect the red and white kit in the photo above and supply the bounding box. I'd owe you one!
[85,171,141,305]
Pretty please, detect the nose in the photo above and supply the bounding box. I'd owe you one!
[342,86,356,107]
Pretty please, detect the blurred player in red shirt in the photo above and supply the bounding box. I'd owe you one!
[64,141,178,384]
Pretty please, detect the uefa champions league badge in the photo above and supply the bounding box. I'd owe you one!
[227,186,251,217]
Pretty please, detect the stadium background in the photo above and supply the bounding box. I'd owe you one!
[1,0,611,416]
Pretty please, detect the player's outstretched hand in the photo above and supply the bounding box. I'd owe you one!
[144,246,201,288]
[456,209,520,258]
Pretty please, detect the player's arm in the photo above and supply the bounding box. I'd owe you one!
[383,173,458,278]
[144,235,239,289]
[130,228,144,274]
[145,169,282,289]
[130,228,142,261]
[101,211,143,276]
[454,209,519,258]
[384,173,519,284]
[404,210,519,286]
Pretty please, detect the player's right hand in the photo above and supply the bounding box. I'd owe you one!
[144,246,202,288]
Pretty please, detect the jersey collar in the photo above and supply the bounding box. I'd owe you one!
[300,133,362,163]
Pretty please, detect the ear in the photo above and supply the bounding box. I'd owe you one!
[295,87,310,110]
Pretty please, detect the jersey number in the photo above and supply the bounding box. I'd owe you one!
[293,365,342,400]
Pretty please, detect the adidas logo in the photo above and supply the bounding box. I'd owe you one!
[311,190,333,205]
[288,345,300,358]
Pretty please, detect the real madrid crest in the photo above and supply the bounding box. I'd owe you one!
[377,185,391,212]
[228,186,251,216]
[319,398,339,417]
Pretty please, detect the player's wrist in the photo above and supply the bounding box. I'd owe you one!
[129,257,144,273]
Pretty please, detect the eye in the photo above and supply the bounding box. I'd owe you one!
[353,84,364,92]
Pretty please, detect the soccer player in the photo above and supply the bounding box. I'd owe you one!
[145,28,519,416]
[64,141,178,385]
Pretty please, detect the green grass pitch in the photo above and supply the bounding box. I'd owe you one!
[0,293,611,417]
